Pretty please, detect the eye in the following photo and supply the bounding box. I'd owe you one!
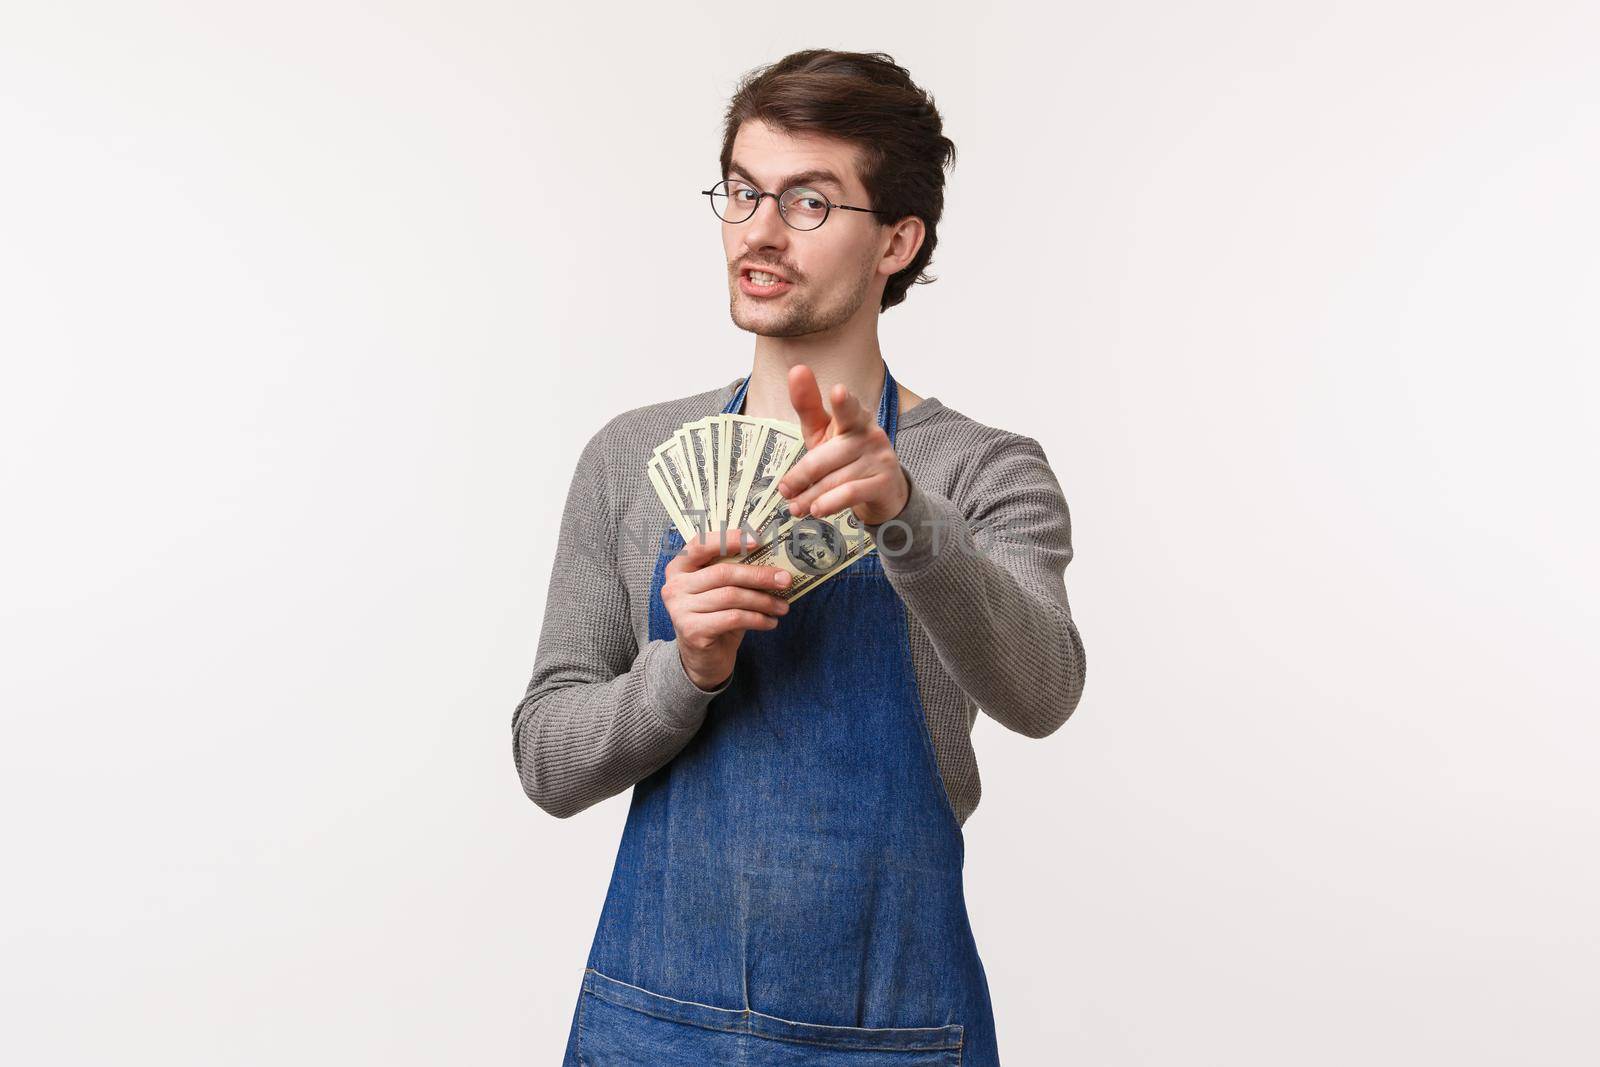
[784,187,828,213]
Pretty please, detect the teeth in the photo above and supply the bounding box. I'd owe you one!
[748,271,782,286]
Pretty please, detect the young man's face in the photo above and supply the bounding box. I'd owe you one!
[721,120,889,338]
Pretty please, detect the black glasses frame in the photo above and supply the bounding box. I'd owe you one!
[701,178,894,230]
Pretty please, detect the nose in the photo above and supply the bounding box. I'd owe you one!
[742,192,791,253]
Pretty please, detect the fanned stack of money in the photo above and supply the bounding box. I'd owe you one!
[647,413,876,603]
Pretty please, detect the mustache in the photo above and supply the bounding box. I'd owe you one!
[732,262,798,279]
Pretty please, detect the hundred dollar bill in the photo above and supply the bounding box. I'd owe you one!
[720,415,761,535]
[652,437,709,539]
[722,414,800,524]
[648,457,698,543]
[737,421,807,536]
[681,421,720,535]
[701,418,725,533]
[736,506,876,604]
[719,420,761,530]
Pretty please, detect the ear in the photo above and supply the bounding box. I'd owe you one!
[878,216,926,279]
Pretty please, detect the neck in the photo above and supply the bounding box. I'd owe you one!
[741,336,888,425]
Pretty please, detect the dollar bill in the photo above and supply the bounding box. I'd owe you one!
[735,506,876,604]
[648,411,875,599]
[679,424,715,534]
[651,437,707,539]
[721,416,759,534]
[739,421,806,535]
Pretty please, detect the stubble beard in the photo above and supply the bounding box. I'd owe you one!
[730,260,876,338]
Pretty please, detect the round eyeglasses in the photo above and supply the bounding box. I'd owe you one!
[701,179,893,231]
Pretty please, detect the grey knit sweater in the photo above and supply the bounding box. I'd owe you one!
[513,375,1086,827]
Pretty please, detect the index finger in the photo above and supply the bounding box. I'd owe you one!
[788,364,832,447]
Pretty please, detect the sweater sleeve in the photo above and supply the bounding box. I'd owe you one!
[512,428,730,819]
[861,433,1086,738]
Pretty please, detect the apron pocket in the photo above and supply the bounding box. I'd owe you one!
[578,968,963,1065]
[576,968,743,1065]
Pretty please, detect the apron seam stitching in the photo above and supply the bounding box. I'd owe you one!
[894,597,968,840]
[584,982,960,1051]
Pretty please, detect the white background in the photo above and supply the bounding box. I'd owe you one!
[3,2,1596,1063]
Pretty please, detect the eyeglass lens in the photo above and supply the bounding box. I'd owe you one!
[708,179,829,230]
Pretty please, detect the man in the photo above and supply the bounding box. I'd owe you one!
[515,49,1086,1065]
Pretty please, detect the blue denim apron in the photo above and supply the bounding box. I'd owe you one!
[562,362,1001,1065]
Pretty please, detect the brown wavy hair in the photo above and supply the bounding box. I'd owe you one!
[718,49,958,314]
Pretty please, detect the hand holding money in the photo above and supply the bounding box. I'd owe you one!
[646,377,881,605]
[775,364,910,527]
[664,528,792,690]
